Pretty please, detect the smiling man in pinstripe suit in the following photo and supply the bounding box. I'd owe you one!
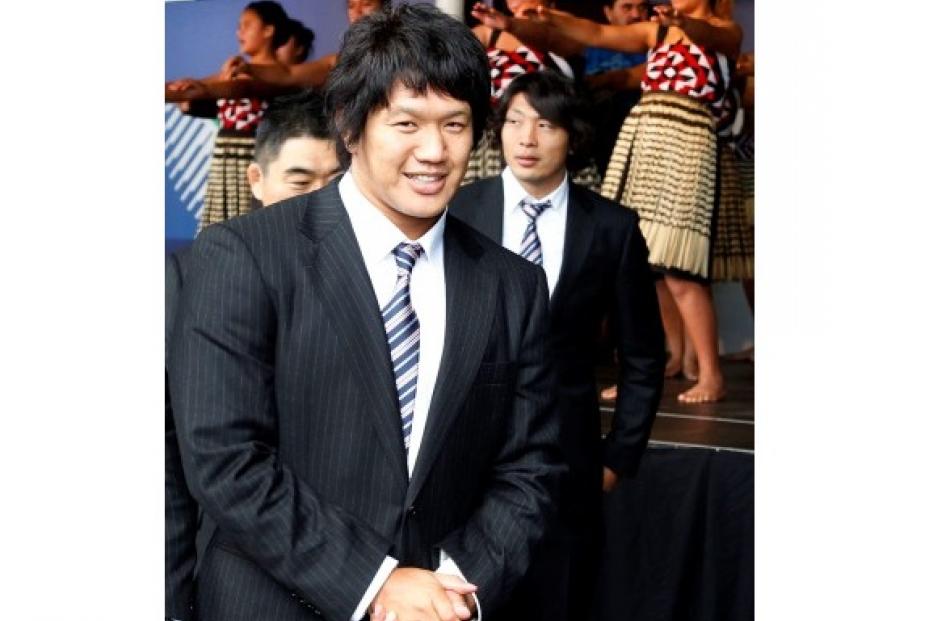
[168,5,563,621]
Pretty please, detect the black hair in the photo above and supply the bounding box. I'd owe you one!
[285,18,314,62]
[244,1,291,52]
[254,89,332,170]
[324,4,491,168]
[492,71,594,171]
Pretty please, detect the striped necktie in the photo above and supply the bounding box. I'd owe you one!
[381,242,424,452]
[519,199,552,266]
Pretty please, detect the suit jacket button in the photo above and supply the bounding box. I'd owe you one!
[408,505,419,518]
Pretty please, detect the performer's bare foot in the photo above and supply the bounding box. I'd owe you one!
[600,385,617,401]
[677,374,726,403]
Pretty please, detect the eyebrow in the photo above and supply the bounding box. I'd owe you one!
[283,167,316,176]
[389,105,470,120]
[506,105,539,119]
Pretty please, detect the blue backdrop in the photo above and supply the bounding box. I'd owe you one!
[164,0,351,252]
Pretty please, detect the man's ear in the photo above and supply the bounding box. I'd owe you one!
[335,112,358,155]
[603,5,611,22]
[247,162,265,201]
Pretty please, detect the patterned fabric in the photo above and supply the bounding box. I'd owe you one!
[519,199,552,265]
[216,98,268,132]
[487,45,548,103]
[601,91,718,279]
[463,130,603,192]
[711,145,754,281]
[641,42,732,127]
[199,131,257,233]
[382,242,424,451]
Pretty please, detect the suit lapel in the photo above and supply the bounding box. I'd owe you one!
[299,183,409,482]
[550,182,594,310]
[407,217,498,503]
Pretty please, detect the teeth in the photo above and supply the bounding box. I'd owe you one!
[407,174,441,182]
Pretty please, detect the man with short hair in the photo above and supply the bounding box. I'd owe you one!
[246,89,342,206]
[169,5,562,621]
[451,70,665,621]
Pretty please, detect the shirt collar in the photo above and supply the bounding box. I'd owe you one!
[338,170,445,266]
[501,166,569,217]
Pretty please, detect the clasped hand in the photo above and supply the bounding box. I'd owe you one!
[370,568,477,621]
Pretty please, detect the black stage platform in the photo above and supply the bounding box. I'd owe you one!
[598,359,754,452]
[593,359,754,621]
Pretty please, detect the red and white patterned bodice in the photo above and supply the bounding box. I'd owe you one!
[641,42,732,121]
[216,97,268,133]
[486,45,547,104]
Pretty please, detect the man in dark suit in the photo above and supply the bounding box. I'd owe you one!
[450,70,665,621]
[165,89,346,621]
[168,6,562,621]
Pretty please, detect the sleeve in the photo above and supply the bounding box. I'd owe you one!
[435,266,564,615]
[602,214,666,477]
[165,251,198,621]
[168,225,392,620]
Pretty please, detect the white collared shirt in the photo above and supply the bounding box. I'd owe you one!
[500,167,569,297]
[338,171,481,620]
[339,171,446,477]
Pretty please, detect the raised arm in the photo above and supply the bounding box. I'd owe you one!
[472,3,654,55]
[165,77,299,102]
[654,6,743,58]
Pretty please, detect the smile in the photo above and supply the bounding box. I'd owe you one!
[404,173,446,182]
[404,173,448,195]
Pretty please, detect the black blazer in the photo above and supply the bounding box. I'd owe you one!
[168,179,563,621]
[450,177,665,499]
[166,249,199,620]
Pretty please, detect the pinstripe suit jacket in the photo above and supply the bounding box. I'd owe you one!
[168,179,563,621]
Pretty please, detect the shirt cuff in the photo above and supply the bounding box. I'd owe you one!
[351,555,399,621]
[437,549,482,620]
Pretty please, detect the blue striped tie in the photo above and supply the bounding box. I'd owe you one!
[382,242,423,451]
[519,199,552,266]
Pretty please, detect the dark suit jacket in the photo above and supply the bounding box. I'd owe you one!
[166,249,199,620]
[168,179,563,621]
[451,177,665,509]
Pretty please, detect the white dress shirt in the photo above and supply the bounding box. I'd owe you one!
[338,171,481,620]
[500,166,569,297]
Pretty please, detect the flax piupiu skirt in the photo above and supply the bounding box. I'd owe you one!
[600,91,719,280]
[199,129,257,233]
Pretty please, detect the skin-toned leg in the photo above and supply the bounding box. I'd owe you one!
[664,274,726,403]
[682,332,699,380]
[655,279,685,378]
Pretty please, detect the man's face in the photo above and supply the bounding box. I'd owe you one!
[247,136,342,206]
[347,0,382,24]
[500,92,569,198]
[603,0,650,25]
[348,83,473,239]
